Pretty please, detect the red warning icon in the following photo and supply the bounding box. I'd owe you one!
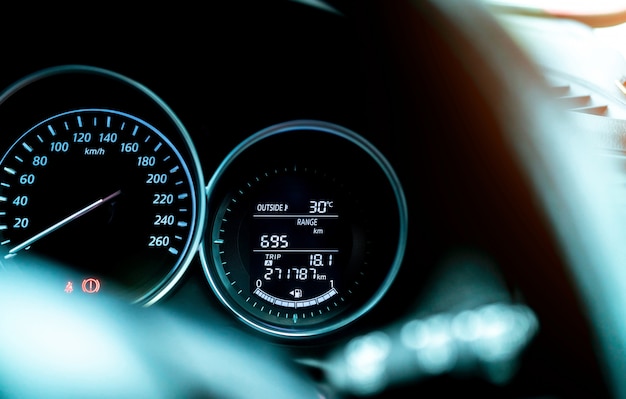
[64,281,74,294]
[82,278,101,294]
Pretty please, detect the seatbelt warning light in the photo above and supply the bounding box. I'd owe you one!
[64,281,74,294]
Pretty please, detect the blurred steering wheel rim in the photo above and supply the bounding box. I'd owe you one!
[419,0,626,397]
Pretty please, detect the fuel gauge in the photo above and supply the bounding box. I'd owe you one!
[201,121,407,338]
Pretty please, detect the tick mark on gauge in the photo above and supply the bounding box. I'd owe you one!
[177,221,188,228]
[154,142,162,152]
[0,225,7,230]
[3,168,15,175]
[120,122,126,130]
[177,193,188,200]
[144,136,151,143]
[47,125,56,136]
[63,122,69,131]
[106,116,111,128]
[37,135,44,143]
[21,143,33,152]
[14,156,23,163]
[0,197,6,202]
[169,166,179,174]
[168,247,179,255]
[1,239,10,245]
[214,239,224,245]
[76,116,83,128]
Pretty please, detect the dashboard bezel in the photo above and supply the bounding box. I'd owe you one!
[200,120,409,338]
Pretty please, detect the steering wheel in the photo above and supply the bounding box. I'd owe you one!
[415,1,626,398]
[0,0,620,397]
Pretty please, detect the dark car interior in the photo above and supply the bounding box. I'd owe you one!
[1,1,625,398]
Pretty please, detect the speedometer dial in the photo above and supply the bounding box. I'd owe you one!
[201,121,407,338]
[0,67,206,305]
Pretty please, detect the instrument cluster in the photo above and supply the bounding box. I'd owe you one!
[0,65,408,339]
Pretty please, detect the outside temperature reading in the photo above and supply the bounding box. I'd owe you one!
[309,200,333,214]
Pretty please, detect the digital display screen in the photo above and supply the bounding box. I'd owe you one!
[248,175,351,309]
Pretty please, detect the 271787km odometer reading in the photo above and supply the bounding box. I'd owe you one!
[0,108,202,303]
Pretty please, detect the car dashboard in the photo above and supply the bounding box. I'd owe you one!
[0,1,623,398]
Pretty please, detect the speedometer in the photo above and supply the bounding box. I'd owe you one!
[0,67,206,305]
[201,121,407,338]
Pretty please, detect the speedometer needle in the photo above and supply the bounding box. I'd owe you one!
[7,190,122,256]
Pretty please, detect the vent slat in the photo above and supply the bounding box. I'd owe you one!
[570,105,609,116]
[549,85,571,96]
[546,73,621,118]
[556,94,592,108]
